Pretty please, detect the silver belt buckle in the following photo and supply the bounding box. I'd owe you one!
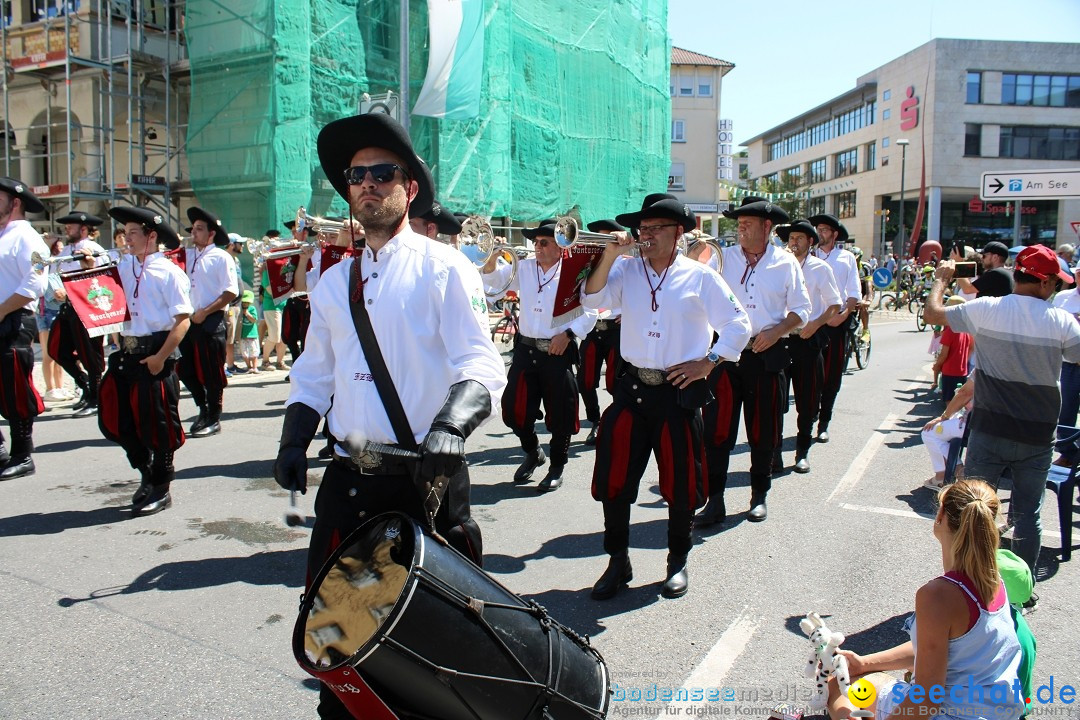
[638,367,666,386]
[595,320,609,331]
[354,449,383,475]
[122,336,140,353]
[535,338,551,352]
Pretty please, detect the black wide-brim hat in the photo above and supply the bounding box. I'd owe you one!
[616,198,696,233]
[587,219,625,233]
[775,219,820,245]
[0,177,44,214]
[109,206,180,249]
[723,195,790,225]
[317,113,434,217]
[416,200,463,235]
[640,193,676,211]
[187,206,229,247]
[57,212,104,227]
[807,213,849,243]
[522,219,558,240]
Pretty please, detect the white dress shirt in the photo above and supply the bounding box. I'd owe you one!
[721,243,811,336]
[59,238,108,274]
[0,220,49,303]
[289,228,507,447]
[800,254,842,324]
[583,254,751,369]
[118,253,193,336]
[185,245,239,310]
[813,245,861,304]
[1052,288,1080,316]
[483,256,597,339]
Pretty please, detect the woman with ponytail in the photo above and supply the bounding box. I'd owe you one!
[827,479,1026,720]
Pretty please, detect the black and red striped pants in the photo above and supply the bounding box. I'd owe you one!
[703,345,787,498]
[577,323,620,423]
[176,310,227,412]
[502,340,580,461]
[0,310,43,452]
[47,302,105,402]
[281,295,310,363]
[787,333,826,450]
[818,322,848,430]
[591,373,704,556]
[99,345,185,478]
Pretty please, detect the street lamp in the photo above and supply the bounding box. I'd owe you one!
[896,138,910,256]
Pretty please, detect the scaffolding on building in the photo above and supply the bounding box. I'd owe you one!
[0,0,189,232]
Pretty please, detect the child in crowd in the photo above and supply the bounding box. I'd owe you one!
[240,291,261,374]
[933,296,973,403]
[920,377,973,490]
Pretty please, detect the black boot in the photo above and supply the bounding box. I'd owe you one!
[192,404,221,438]
[661,553,689,598]
[748,491,768,522]
[188,407,208,435]
[0,422,34,480]
[73,402,98,418]
[514,448,546,483]
[134,467,172,516]
[537,433,570,492]
[584,425,599,446]
[771,448,784,474]
[794,441,811,474]
[537,464,564,493]
[695,495,726,527]
[816,422,830,443]
[591,554,632,600]
[131,466,153,506]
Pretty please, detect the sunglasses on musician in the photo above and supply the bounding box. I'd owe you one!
[637,224,680,237]
[343,163,408,185]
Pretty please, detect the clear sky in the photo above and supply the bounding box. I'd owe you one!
[667,0,1080,146]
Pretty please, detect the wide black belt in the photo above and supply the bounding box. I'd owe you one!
[518,335,553,352]
[624,363,668,386]
[121,334,166,356]
[332,451,413,476]
[593,319,617,332]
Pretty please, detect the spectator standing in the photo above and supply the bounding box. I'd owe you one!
[259,265,288,371]
[36,236,70,400]
[933,296,973,402]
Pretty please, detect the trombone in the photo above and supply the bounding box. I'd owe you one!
[255,238,323,262]
[458,215,522,298]
[553,216,654,250]
[31,249,122,275]
[682,230,724,274]
[295,206,357,236]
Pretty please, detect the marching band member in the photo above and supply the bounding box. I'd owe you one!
[0,178,49,480]
[697,197,811,526]
[809,213,861,443]
[274,112,505,720]
[578,219,626,446]
[177,207,238,438]
[409,199,463,241]
[584,197,750,599]
[50,212,108,417]
[482,219,598,492]
[777,220,841,474]
[281,220,322,364]
[98,207,192,515]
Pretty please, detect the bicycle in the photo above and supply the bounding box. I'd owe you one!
[490,294,519,346]
[845,312,871,370]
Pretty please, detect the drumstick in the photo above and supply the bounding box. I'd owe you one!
[284,490,304,527]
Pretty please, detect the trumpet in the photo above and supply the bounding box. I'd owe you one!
[553,216,654,250]
[256,238,323,262]
[31,249,121,275]
[458,215,521,298]
[295,206,357,236]
[247,236,298,257]
[682,231,724,274]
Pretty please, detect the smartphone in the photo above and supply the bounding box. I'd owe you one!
[954,262,977,278]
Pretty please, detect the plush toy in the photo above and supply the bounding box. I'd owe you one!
[800,612,852,711]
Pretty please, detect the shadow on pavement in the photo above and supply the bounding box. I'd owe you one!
[523,584,659,637]
[35,437,115,453]
[0,506,130,536]
[783,612,910,656]
[174,458,274,481]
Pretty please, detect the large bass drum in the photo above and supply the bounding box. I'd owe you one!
[293,512,610,720]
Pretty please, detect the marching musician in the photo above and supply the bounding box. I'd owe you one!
[578,219,625,446]
[274,112,505,720]
[409,199,463,241]
[0,178,49,480]
[697,196,811,526]
[482,219,598,492]
[777,220,841,474]
[808,213,861,443]
[97,207,192,515]
[583,197,750,599]
[176,206,238,438]
[50,212,108,417]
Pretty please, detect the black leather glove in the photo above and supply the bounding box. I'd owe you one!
[274,403,322,495]
[420,429,466,483]
[416,381,492,522]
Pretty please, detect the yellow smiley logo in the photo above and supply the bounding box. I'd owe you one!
[847,678,876,709]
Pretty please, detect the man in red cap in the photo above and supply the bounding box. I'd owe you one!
[925,245,1080,576]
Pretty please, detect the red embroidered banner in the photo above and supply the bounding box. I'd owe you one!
[61,266,130,338]
[320,244,353,274]
[551,245,603,328]
[265,253,300,301]
[164,247,186,271]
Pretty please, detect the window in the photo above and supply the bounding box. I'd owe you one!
[679,76,694,96]
[670,77,676,97]
[882,108,891,120]
[698,76,713,97]
[837,191,857,219]
[965,124,982,157]
[835,148,858,178]
[784,165,802,185]
[883,89,891,101]
[1000,73,1080,108]
[967,72,982,104]
[764,99,877,162]
[671,119,686,142]
[999,126,1080,160]
[668,162,686,191]
[865,142,876,171]
[808,158,826,184]
[808,197,826,217]
[882,136,890,148]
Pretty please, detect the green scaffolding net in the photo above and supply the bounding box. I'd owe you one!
[185,0,670,236]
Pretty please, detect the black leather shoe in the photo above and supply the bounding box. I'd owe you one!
[794,453,810,474]
[591,554,632,600]
[771,449,784,474]
[73,403,98,418]
[191,420,221,438]
[0,456,34,480]
[694,496,726,527]
[537,465,564,493]
[134,486,172,516]
[661,554,689,598]
[584,426,598,446]
[748,494,768,522]
[71,396,89,412]
[816,427,830,443]
[189,410,208,436]
[513,448,546,483]
[317,444,334,460]
[132,467,153,506]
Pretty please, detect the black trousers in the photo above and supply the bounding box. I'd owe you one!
[47,302,105,403]
[818,322,848,430]
[308,460,481,720]
[0,310,42,455]
[787,333,826,450]
[282,295,311,364]
[176,310,227,412]
[703,344,787,499]
[502,340,580,464]
[577,324,620,424]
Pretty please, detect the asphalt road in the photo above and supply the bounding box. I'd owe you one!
[1,315,1077,720]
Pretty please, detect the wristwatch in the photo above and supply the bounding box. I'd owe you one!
[565,329,576,340]
[706,351,721,366]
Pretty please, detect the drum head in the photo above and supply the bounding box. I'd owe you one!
[298,514,414,671]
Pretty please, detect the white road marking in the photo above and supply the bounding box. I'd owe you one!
[666,604,762,711]
[838,503,1061,538]
[825,412,901,504]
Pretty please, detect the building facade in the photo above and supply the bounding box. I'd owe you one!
[743,39,1080,258]
[669,46,734,233]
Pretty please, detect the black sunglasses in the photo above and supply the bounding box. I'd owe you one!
[343,163,408,185]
